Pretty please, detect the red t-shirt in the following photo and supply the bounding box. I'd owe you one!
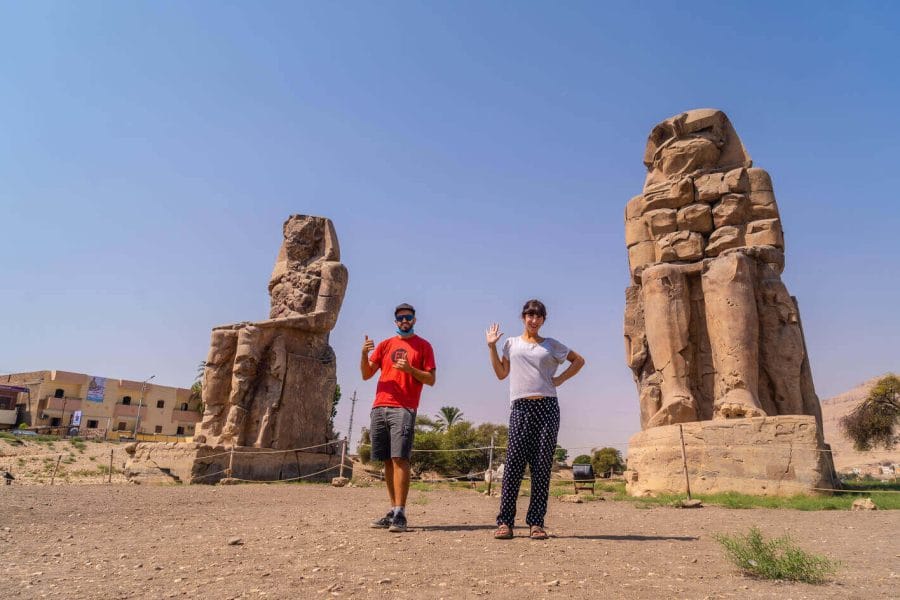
[370,335,436,410]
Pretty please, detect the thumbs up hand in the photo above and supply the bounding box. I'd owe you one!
[362,335,375,355]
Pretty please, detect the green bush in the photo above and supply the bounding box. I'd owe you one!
[715,526,838,583]
[591,447,624,476]
[572,454,592,465]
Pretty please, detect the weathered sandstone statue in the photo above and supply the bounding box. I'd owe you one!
[195,215,348,449]
[624,109,822,430]
[623,110,835,496]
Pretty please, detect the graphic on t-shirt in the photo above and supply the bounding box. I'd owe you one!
[391,348,408,363]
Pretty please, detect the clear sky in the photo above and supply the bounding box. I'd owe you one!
[2,2,898,455]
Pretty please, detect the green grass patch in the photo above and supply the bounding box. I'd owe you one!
[715,526,838,583]
[409,482,436,492]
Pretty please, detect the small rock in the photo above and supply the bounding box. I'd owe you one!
[679,499,703,508]
[558,494,583,504]
[546,579,560,587]
[330,477,349,487]
[851,498,877,511]
[377,578,391,584]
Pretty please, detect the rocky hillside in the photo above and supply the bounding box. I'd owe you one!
[820,374,899,473]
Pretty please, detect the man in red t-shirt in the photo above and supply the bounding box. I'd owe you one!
[361,303,436,532]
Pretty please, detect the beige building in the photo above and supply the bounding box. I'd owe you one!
[0,370,201,438]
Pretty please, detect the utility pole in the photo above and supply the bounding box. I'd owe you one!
[133,375,156,437]
[346,390,358,450]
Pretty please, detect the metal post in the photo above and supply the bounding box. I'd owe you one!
[346,390,358,450]
[108,449,114,483]
[486,433,495,496]
[678,424,692,500]
[60,396,68,437]
[50,454,62,485]
[339,438,347,479]
[227,446,235,479]
[133,375,155,437]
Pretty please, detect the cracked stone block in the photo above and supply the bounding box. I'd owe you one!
[656,231,704,262]
[749,190,780,220]
[645,209,677,237]
[676,203,713,233]
[625,215,651,247]
[628,240,657,277]
[747,167,773,192]
[745,218,784,248]
[641,177,695,212]
[706,225,745,256]
[693,172,727,202]
[712,193,750,228]
[724,167,750,193]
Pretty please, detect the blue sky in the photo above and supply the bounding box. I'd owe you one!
[2,2,898,454]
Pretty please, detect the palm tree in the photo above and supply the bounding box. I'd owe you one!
[437,406,464,430]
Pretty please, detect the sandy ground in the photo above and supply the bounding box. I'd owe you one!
[1,483,897,600]
[0,438,130,485]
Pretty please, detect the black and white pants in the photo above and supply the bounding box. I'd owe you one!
[497,397,560,528]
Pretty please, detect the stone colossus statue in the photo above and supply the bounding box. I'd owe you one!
[624,109,823,431]
[196,215,348,449]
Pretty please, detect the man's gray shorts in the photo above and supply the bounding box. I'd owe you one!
[370,406,416,461]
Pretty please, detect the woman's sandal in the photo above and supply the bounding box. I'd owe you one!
[493,524,513,540]
[529,525,549,540]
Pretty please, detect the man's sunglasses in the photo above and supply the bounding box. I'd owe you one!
[395,314,415,322]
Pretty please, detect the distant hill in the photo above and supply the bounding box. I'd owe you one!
[820,374,899,473]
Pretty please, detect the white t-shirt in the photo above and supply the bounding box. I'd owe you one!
[502,336,570,403]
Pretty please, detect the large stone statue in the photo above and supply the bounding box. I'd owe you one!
[624,109,822,430]
[195,215,348,449]
[623,110,835,496]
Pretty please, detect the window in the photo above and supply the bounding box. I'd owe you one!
[117,421,128,431]
[154,425,163,434]
[122,396,132,405]
[179,403,188,411]
[176,426,185,435]
[54,389,65,398]
[156,400,165,409]
[87,420,99,428]
[50,417,61,427]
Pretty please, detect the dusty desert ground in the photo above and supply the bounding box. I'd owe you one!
[1,483,898,600]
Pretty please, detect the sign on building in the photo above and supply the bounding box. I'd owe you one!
[86,377,106,403]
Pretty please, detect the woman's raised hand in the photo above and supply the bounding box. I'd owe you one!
[485,323,504,347]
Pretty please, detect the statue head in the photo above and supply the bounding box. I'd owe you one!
[643,109,751,187]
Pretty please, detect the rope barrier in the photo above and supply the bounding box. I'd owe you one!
[226,463,342,483]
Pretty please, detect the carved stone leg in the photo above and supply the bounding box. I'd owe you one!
[641,264,699,427]
[756,262,805,415]
[220,326,263,446]
[195,329,239,444]
[702,252,766,419]
[254,335,287,448]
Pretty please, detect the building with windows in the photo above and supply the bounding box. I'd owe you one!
[0,370,201,437]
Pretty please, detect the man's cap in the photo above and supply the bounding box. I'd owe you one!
[394,303,416,316]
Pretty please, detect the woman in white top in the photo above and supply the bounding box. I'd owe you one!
[486,299,585,540]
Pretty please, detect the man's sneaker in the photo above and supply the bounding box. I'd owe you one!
[370,511,395,529]
[388,512,407,533]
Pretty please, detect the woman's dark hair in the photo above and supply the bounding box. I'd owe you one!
[521,299,547,319]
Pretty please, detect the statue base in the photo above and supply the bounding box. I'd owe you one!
[124,442,349,485]
[624,416,837,497]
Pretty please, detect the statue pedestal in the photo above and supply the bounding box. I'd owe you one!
[124,442,348,485]
[624,416,836,497]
